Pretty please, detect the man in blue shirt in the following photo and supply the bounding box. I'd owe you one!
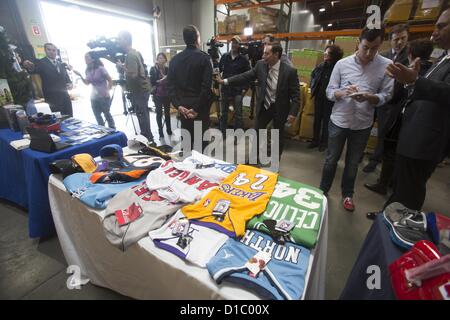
[218,35,251,137]
[319,26,394,212]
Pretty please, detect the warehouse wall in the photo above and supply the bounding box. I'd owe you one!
[154,0,194,50]
[289,3,326,51]
[192,0,215,52]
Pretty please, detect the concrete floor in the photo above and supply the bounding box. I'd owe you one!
[1,100,449,300]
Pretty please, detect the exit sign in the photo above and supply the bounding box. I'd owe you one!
[32,25,41,36]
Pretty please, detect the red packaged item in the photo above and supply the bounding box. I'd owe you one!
[114,202,143,226]
[389,240,450,300]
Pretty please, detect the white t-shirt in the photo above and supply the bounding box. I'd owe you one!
[145,151,236,203]
[148,210,229,267]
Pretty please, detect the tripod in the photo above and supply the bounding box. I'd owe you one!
[110,81,138,135]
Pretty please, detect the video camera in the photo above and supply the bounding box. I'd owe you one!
[206,36,224,67]
[86,36,125,64]
[239,40,263,67]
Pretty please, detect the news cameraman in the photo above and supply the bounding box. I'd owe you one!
[218,35,250,137]
[116,30,155,144]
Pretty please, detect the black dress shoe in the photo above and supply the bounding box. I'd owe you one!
[366,211,381,220]
[364,182,387,195]
[308,142,319,149]
[363,161,378,173]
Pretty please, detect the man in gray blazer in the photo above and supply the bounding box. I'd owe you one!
[217,42,300,160]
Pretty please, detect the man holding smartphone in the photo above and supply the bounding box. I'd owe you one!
[319,26,394,212]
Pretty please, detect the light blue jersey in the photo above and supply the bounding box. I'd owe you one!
[207,230,310,300]
[63,173,145,209]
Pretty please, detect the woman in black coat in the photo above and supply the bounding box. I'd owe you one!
[309,44,343,151]
[150,52,172,138]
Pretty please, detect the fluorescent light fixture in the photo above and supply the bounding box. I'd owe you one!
[328,23,333,27]
[299,10,309,14]
[319,8,326,12]
[244,27,253,36]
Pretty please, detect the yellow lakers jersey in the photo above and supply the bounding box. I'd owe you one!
[182,164,278,237]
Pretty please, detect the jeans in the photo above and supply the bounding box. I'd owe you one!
[91,96,115,129]
[131,91,153,141]
[320,121,372,198]
[220,94,243,135]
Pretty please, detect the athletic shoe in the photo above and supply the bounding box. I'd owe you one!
[343,197,355,212]
[382,202,430,250]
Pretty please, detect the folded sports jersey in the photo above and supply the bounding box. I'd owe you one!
[63,173,145,209]
[207,230,311,300]
[103,181,183,251]
[182,164,278,237]
[90,169,150,184]
[247,177,324,248]
[146,152,236,203]
[148,210,229,267]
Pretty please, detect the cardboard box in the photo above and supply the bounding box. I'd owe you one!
[298,113,314,140]
[225,14,247,34]
[413,0,443,20]
[366,122,378,151]
[248,7,288,33]
[302,88,314,116]
[383,0,413,22]
[217,21,226,35]
[335,37,358,57]
[291,49,324,69]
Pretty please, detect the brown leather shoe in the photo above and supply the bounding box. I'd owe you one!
[364,182,387,195]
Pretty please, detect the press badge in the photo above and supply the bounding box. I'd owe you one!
[246,251,272,277]
[275,220,295,234]
[212,199,230,222]
[172,218,190,236]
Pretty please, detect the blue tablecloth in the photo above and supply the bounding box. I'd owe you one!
[0,128,128,238]
[339,214,404,300]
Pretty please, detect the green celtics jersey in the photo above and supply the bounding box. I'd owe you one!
[247,177,324,249]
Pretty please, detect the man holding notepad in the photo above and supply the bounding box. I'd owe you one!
[319,26,394,212]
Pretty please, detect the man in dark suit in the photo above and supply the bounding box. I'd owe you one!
[216,42,300,161]
[363,24,409,173]
[167,25,213,152]
[367,8,450,217]
[24,43,73,116]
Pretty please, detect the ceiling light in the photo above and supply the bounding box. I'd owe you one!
[299,10,309,14]
[319,8,326,12]
[328,23,333,27]
[244,27,253,36]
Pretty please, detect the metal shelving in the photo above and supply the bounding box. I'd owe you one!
[214,0,437,42]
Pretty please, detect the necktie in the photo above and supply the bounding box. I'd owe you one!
[425,54,450,79]
[52,60,60,73]
[264,67,275,110]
